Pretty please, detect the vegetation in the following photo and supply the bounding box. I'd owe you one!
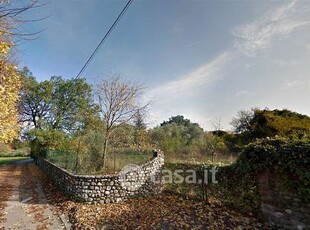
[0,0,42,144]
[231,108,310,141]
[47,149,152,175]
[0,18,21,143]
[236,138,310,201]
[93,74,149,169]
[0,157,29,166]
[19,71,96,132]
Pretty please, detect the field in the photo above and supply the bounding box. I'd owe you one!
[0,157,30,166]
[46,149,154,175]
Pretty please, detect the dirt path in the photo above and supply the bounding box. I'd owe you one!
[0,159,66,230]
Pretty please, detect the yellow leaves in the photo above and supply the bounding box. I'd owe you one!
[0,41,11,55]
[0,34,21,143]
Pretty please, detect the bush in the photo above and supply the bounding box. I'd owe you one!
[27,129,71,157]
[0,143,11,154]
[236,137,310,201]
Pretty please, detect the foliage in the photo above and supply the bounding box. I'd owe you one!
[0,148,30,157]
[46,148,152,175]
[0,157,29,166]
[0,31,21,143]
[19,74,96,133]
[93,74,149,169]
[0,0,43,144]
[230,108,255,134]
[11,139,29,150]
[231,108,310,141]
[151,115,230,157]
[209,138,310,215]
[27,129,71,157]
[236,137,310,200]
[160,115,196,127]
[0,143,12,155]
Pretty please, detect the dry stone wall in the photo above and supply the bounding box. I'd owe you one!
[258,172,310,230]
[36,151,164,204]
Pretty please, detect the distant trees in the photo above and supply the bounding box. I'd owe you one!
[93,74,149,168]
[231,108,310,140]
[151,115,206,154]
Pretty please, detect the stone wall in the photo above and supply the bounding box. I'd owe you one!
[258,171,310,230]
[36,151,164,204]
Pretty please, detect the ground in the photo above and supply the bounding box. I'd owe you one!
[0,159,263,229]
[0,159,69,230]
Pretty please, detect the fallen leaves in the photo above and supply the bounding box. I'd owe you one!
[0,161,267,229]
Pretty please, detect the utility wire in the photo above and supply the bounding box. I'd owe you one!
[75,0,133,79]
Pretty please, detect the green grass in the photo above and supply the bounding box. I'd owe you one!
[0,147,30,157]
[165,152,237,166]
[0,157,30,166]
[46,149,153,175]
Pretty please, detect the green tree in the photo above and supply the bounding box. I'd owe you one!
[133,111,149,151]
[151,115,204,154]
[231,108,310,141]
[0,0,44,144]
[19,74,96,133]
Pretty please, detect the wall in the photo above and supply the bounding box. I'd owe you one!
[36,150,164,204]
[258,172,310,230]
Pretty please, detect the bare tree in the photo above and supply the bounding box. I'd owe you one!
[230,108,257,134]
[94,74,150,169]
[0,0,46,41]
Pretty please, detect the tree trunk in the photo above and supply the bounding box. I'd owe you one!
[74,137,81,174]
[102,137,109,170]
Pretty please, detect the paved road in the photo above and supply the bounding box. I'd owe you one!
[0,159,66,230]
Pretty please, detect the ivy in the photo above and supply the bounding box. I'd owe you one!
[235,137,310,201]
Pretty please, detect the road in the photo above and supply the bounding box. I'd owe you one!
[0,159,67,230]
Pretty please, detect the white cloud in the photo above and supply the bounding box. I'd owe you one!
[144,52,232,128]
[233,0,310,56]
[145,52,231,101]
[235,90,256,97]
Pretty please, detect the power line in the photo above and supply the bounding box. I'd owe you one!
[75,0,133,79]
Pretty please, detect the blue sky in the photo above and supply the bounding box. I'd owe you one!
[19,0,310,130]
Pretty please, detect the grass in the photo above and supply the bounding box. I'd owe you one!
[165,152,237,165]
[0,147,30,157]
[0,157,30,166]
[46,149,153,175]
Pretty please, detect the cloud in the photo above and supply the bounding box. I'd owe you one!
[145,52,231,101]
[144,52,232,128]
[233,0,310,56]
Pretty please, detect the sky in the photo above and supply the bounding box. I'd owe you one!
[18,0,310,130]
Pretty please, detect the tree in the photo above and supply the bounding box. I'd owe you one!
[161,115,191,127]
[49,76,95,132]
[0,0,44,40]
[0,0,43,143]
[231,108,310,140]
[133,110,149,151]
[230,108,256,134]
[19,74,96,133]
[0,40,21,143]
[93,74,149,169]
[18,69,53,130]
[151,115,205,154]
